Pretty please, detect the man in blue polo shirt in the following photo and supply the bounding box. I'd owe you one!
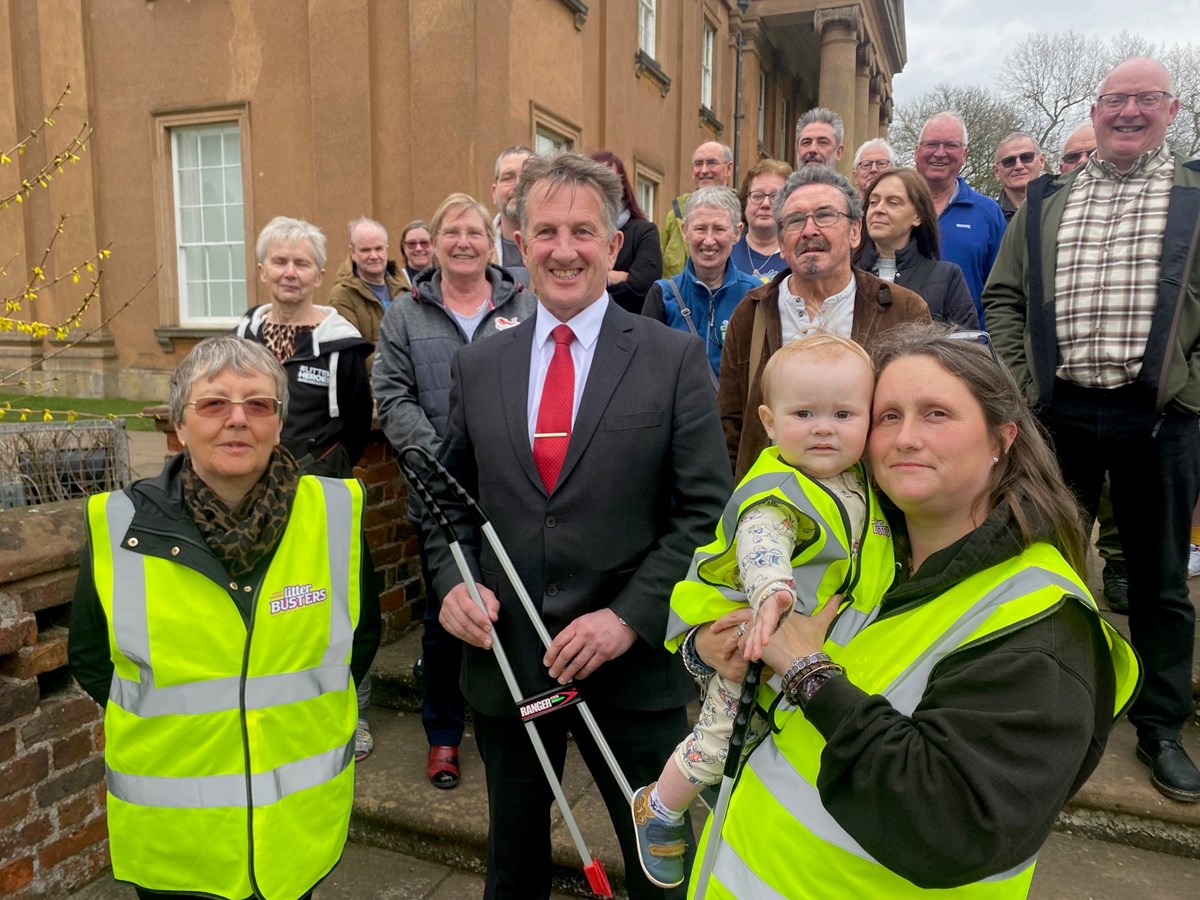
[915,112,1006,327]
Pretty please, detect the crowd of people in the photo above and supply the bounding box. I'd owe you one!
[66,53,1197,900]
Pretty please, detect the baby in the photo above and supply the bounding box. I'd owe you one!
[632,333,891,889]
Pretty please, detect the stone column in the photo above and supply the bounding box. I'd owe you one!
[854,47,871,162]
[813,5,861,177]
[868,75,882,141]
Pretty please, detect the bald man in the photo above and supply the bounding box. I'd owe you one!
[985,56,1200,804]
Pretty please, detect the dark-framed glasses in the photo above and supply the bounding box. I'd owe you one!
[856,159,892,171]
[404,238,431,249]
[780,208,851,232]
[948,330,1001,365]
[1096,90,1173,111]
[747,190,779,205]
[1060,147,1096,166]
[999,151,1038,169]
[188,396,281,418]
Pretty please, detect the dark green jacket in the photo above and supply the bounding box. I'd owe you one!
[983,156,1200,415]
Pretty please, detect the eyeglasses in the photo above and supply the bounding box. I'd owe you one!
[692,157,726,169]
[947,330,1001,366]
[438,228,488,242]
[1060,148,1096,166]
[188,396,281,418]
[999,151,1038,169]
[404,239,431,249]
[747,190,779,205]
[780,208,852,232]
[855,159,892,171]
[1096,90,1173,111]
[917,140,966,152]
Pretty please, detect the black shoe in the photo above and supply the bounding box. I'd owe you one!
[1136,739,1200,803]
[1102,561,1129,614]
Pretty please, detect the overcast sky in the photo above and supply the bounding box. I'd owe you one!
[891,1,1194,104]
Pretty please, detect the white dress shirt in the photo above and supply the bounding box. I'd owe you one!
[527,295,609,447]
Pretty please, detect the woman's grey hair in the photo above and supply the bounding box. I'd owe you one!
[684,186,743,231]
[773,166,863,227]
[169,336,289,425]
[255,216,327,269]
[514,153,622,239]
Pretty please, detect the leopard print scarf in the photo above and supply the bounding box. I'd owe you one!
[260,321,315,363]
[181,447,300,579]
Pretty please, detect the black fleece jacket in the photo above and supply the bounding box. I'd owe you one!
[800,503,1119,889]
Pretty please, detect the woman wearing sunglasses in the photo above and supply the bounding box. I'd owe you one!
[69,336,380,900]
[858,168,979,330]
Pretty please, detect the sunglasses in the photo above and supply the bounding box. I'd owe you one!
[947,330,1001,366]
[1060,148,1095,166]
[188,396,281,418]
[999,151,1038,169]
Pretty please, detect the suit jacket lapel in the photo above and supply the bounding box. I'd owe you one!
[497,320,544,493]
[555,304,635,490]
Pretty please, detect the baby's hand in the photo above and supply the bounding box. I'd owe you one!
[744,589,794,661]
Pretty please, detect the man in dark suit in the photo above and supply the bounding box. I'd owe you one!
[428,153,730,899]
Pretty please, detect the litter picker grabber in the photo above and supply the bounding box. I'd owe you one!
[398,445,620,898]
[692,658,764,899]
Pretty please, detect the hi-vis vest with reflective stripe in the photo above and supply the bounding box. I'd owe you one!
[692,542,1141,899]
[665,447,894,650]
[87,476,364,900]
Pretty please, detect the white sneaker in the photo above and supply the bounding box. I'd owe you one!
[1188,545,1200,578]
[355,719,374,761]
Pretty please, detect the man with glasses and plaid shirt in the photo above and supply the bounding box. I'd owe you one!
[915,112,1007,327]
[992,132,1046,222]
[985,56,1200,804]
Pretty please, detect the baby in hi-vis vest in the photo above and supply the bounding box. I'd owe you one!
[631,333,887,890]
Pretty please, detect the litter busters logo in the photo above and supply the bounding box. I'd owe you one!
[268,582,329,616]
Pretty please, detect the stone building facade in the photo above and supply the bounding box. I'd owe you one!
[0,0,905,401]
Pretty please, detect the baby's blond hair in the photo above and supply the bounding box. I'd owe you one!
[760,333,873,407]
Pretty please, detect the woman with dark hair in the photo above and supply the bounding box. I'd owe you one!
[858,168,978,328]
[591,150,662,313]
[682,323,1139,898]
[731,158,793,285]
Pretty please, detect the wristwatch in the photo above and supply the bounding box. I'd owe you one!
[793,669,840,710]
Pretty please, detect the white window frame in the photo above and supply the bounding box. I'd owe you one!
[636,174,657,222]
[701,21,716,110]
[151,106,253,335]
[535,127,572,155]
[171,123,247,325]
[758,73,766,144]
[638,0,656,58]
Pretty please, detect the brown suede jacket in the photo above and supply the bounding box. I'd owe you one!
[718,267,931,479]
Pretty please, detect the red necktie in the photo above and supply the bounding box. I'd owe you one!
[534,324,575,491]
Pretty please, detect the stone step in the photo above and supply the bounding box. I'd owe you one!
[351,704,643,898]
[367,620,1200,879]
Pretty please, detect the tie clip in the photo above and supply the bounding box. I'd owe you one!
[534,432,569,438]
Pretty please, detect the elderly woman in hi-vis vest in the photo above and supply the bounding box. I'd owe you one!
[70,336,379,900]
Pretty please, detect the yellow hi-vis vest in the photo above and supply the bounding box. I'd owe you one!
[665,447,895,650]
[87,476,364,900]
[692,542,1141,899]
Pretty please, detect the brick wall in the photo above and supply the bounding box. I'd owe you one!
[0,431,422,896]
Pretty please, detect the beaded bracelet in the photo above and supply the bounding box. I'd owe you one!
[781,652,831,688]
[680,626,716,679]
